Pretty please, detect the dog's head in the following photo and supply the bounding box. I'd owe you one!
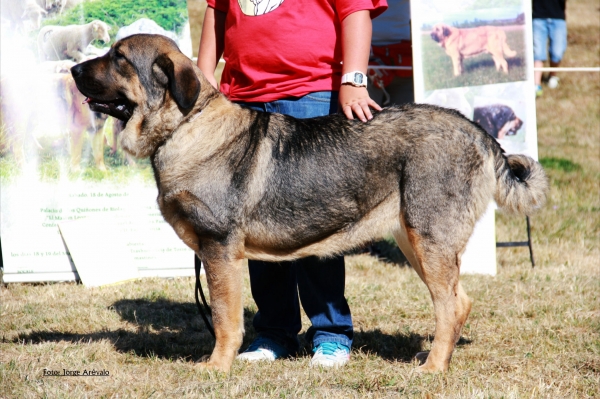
[498,115,523,139]
[70,34,205,157]
[430,24,453,46]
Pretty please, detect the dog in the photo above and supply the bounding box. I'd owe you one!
[430,23,517,76]
[71,34,548,373]
[473,104,523,140]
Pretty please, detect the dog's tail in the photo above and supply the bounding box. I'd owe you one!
[493,152,549,215]
[503,42,517,58]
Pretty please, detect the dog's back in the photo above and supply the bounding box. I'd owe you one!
[237,104,543,258]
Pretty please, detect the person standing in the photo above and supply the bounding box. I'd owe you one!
[533,0,567,97]
[197,0,387,368]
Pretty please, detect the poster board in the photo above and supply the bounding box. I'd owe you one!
[0,0,195,283]
[411,0,539,275]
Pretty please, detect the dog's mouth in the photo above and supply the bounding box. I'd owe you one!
[84,97,134,122]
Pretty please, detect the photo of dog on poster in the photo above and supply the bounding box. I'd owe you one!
[415,2,528,90]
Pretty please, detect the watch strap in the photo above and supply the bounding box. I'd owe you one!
[341,71,367,88]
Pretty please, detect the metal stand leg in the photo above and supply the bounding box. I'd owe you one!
[496,216,535,268]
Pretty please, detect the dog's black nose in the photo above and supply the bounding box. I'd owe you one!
[71,64,83,79]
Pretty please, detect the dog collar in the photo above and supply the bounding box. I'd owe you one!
[341,71,367,88]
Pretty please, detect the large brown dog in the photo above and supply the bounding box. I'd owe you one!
[71,34,548,373]
[430,23,517,76]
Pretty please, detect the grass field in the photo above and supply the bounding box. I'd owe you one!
[1,0,599,397]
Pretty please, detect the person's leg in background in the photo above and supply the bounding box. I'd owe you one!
[547,18,568,89]
[533,18,549,97]
[297,255,353,367]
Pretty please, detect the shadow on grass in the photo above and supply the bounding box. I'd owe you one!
[463,55,526,77]
[11,298,253,362]
[12,297,471,364]
[296,330,471,363]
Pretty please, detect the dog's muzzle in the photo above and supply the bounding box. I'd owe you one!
[84,98,133,122]
[71,63,134,122]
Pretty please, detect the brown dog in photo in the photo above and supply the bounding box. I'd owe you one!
[430,23,517,76]
[71,34,548,374]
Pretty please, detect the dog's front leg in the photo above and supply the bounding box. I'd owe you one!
[199,247,245,373]
[451,53,463,76]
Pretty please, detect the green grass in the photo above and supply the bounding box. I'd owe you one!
[422,28,527,90]
[42,0,190,41]
[540,156,582,173]
[0,149,154,184]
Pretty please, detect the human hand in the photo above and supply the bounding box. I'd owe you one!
[339,85,382,122]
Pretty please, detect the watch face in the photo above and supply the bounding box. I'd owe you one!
[354,73,363,84]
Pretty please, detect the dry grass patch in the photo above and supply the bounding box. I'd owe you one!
[1,0,599,397]
[1,254,598,398]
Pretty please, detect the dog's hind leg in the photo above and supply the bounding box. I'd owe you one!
[393,219,472,372]
[492,54,509,73]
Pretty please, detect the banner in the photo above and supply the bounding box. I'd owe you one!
[411,0,539,274]
[0,0,195,282]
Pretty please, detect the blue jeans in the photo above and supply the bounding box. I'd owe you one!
[238,91,353,353]
[533,18,567,63]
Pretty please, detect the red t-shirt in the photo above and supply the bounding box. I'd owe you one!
[207,0,387,102]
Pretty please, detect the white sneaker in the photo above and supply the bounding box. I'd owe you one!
[309,342,350,368]
[236,337,291,362]
[236,348,278,362]
[548,76,560,89]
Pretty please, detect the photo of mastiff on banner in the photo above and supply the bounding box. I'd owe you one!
[418,2,528,91]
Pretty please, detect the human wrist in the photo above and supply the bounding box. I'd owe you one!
[341,71,368,88]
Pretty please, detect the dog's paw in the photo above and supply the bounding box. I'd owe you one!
[414,352,448,373]
[195,362,227,374]
[195,356,232,374]
[416,363,446,373]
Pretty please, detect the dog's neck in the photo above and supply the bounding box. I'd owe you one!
[120,69,223,158]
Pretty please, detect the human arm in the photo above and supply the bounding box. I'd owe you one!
[197,6,226,89]
[339,10,382,122]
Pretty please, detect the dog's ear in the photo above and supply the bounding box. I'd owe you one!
[443,26,451,37]
[154,52,200,110]
[498,106,514,124]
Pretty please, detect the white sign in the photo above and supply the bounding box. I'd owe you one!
[0,1,195,283]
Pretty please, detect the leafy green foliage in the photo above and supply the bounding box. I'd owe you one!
[43,0,189,42]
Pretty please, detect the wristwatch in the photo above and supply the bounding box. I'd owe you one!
[341,71,367,88]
